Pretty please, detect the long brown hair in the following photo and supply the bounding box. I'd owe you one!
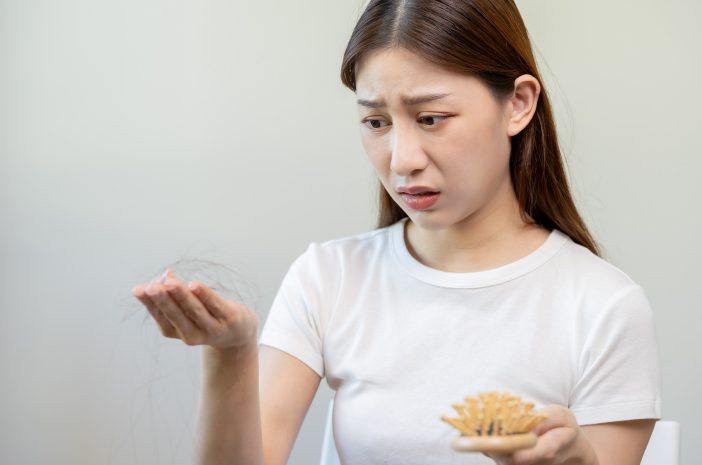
[340,0,601,257]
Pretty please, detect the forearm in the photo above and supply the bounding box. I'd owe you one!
[574,427,600,465]
[581,419,656,465]
[194,338,265,465]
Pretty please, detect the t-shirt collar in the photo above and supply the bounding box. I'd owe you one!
[390,218,569,288]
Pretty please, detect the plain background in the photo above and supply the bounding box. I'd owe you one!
[0,0,699,464]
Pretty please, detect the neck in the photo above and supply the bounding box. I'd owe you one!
[405,182,550,273]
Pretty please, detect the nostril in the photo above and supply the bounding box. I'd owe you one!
[390,150,429,176]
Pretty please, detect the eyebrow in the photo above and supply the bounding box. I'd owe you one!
[357,92,452,108]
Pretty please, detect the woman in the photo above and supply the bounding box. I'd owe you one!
[133,1,661,464]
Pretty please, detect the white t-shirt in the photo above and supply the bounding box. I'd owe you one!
[259,219,662,465]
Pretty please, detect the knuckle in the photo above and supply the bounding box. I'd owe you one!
[206,292,227,310]
[183,305,201,320]
[208,299,224,314]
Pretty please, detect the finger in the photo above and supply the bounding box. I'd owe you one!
[163,277,220,331]
[483,452,510,465]
[133,283,160,314]
[162,268,175,282]
[509,405,577,465]
[145,281,201,342]
[135,269,169,312]
[132,283,180,338]
[531,405,571,435]
[187,281,231,319]
[509,427,571,465]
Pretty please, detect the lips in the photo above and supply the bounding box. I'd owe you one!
[397,186,440,210]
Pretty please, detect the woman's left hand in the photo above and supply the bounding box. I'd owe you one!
[484,405,599,465]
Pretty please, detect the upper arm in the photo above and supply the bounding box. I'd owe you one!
[259,344,322,465]
[581,419,656,465]
[571,285,661,464]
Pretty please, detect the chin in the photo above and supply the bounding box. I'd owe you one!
[405,210,457,231]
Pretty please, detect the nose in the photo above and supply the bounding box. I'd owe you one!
[390,123,429,177]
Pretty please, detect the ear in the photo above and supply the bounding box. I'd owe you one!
[506,75,541,136]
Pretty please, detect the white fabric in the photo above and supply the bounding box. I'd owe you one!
[259,219,662,465]
[320,400,342,465]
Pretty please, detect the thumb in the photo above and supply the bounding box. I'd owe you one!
[530,405,571,436]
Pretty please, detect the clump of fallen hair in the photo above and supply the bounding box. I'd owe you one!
[121,258,261,323]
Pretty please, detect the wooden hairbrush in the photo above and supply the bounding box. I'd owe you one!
[441,391,548,453]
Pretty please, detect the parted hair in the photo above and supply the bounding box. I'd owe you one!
[340,0,601,257]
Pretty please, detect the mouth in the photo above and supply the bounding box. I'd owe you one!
[397,186,441,211]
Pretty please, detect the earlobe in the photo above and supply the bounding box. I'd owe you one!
[506,75,541,136]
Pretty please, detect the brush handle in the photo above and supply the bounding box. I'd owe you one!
[451,432,537,453]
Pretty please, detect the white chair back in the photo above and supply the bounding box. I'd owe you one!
[641,421,681,465]
[319,400,680,465]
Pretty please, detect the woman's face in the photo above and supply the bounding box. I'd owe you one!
[355,48,525,232]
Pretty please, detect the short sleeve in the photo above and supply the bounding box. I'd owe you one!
[258,243,339,378]
[569,284,662,425]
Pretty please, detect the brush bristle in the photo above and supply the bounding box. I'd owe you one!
[441,391,547,436]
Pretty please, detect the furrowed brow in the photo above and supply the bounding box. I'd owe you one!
[356,93,451,108]
[402,93,451,106]
[357,99,385,108]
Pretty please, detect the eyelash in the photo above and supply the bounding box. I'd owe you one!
[361,115,449,130]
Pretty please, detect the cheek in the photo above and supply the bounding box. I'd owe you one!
[360,133,390,176]
[440,114,508,180]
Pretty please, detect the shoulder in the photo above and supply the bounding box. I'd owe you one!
[549,230,638,293]
[295,222,397,270]
[545,231,654,334]
[274,224,397,324]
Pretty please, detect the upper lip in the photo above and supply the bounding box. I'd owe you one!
[397,186,440,195]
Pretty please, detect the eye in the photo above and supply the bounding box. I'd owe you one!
[362,118,390,130]
[418,115,448,126]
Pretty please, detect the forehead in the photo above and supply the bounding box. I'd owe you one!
[355,48,482,101]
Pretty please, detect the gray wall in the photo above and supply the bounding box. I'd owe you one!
[0,1,699,464]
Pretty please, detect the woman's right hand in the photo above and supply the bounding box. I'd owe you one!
[132,269,258,349]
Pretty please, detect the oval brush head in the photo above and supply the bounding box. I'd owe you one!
[450,432,537,453]
[441,391,548,453]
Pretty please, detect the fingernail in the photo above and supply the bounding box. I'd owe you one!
[145,280,158,296]
[164,278,176,290]
[131,285,140,295]
[156,269,169,284]
[188,282,199,293]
